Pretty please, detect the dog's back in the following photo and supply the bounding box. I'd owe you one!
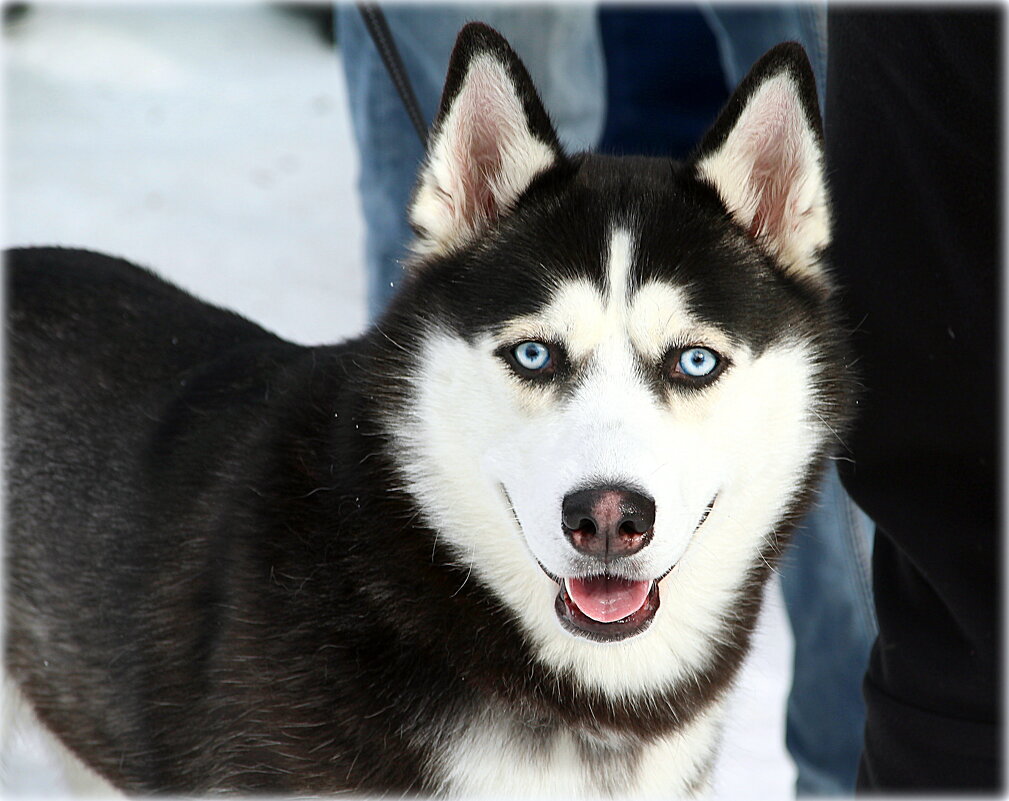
[5,249,497,795]
[6,248,346,790]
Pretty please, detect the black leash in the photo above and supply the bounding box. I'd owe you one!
[357,4,429,148]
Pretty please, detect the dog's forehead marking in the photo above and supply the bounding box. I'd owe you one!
[496,225,725,361]
[604,227,634,311]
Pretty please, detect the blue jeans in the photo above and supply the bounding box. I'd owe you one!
[780,467,876,795]
[702,4,877,795]
[339,5,875,795]
[336,4,604,319]
[702,4,828,109]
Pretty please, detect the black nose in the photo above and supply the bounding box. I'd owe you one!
[561,486,655,559]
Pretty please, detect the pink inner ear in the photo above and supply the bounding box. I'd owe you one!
[467,117,504,222]
[449,65,520,227]
[741,84,807,246]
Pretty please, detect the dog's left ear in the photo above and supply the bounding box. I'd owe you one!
[409,23,565,259]
[692,43,829,283]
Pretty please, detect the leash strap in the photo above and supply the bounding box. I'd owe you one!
[357,4,429,148]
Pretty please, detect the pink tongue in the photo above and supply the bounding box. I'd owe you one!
[566,576,651,623]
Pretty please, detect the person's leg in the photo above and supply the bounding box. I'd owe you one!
[779,469,876,795]
[701,3,827,106]
[827,9,1000,790]
[701,5,877,794]
[337,5,604,319]
[597,6,728,160]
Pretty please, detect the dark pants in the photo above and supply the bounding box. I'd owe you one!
[826,9,1001,792]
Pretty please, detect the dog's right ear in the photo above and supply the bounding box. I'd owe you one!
[691,43,829,284]
[408,23,564,259]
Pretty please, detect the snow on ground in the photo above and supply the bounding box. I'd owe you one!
[3,3,366,344]
[2,5,795,798]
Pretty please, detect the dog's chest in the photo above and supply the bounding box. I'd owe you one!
[431,703,723,798]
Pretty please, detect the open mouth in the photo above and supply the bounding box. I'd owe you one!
[554,575,660,642]
[545,494,717,643]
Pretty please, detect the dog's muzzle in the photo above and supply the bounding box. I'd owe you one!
[547,489,717,642]
[549,485,659,642]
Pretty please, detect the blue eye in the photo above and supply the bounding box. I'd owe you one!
[513,341,552,371]
[678,347,719,378]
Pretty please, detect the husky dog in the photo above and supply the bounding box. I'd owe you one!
[6,23,852,798]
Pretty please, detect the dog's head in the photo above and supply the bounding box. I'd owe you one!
[377,24,851,695]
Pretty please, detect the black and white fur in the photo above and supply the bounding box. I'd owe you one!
[6,24,853,797]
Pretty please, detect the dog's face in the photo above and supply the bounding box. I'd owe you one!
[381,25,849,695]
[477,230,814,643]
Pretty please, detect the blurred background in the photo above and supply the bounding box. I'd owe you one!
[2,4,794,798]
[4,3,367,345]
